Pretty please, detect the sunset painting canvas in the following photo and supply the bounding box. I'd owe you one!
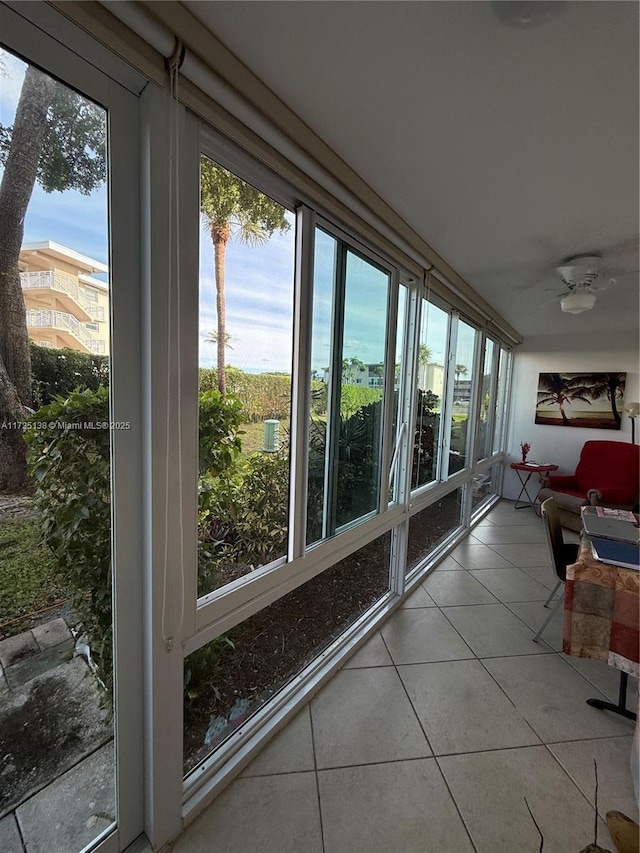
[535,372,626,430]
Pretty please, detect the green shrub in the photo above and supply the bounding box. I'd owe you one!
[24,387,112,692]
[199,368,291,422]
[339,384,382,420]
[307,399,383,540]
[24,385,248,699]
[198,445,290,594]
[230,448,289,565]
[184,635,235,702]
[30,342,109,408]
[199,389,245,476]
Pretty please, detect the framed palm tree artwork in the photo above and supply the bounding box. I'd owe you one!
[535,372,627,429]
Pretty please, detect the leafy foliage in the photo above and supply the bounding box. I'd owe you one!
[198,389,245,476]
[30,342,109,408]
[339,384,382,420]
[184,635,235,703]
[198,445,290,595]
[413,388,441,488]
[0,82,106,194]
[307,399,383,541]
[24,384,250,702]
[200,158,290,235]
[302,380,383,422]
[199,368,292,422]
[24,388,112,693]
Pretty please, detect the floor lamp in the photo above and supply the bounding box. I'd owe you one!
[624,402,640,444]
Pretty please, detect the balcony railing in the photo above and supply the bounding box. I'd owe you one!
[20,270,105,321]
[26,309,106,354]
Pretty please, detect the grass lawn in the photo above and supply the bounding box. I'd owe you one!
[0,518,70,639]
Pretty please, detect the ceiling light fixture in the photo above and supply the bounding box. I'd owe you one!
[560,288,597,314]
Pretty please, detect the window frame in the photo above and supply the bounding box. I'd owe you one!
[0,5,145,852]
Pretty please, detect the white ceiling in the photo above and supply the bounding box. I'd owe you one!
[184,0,639,340]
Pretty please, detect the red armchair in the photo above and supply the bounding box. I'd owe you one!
[538,440,640,531]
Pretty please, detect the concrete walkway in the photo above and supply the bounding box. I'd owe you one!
[0,619,114,852]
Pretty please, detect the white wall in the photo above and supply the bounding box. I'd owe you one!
[502,329,640,500]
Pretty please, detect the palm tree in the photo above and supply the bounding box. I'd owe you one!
[205,330,233,350]
[201,158,289,394]
[455,364,467,383]
[571,372,626,427]
[537,373,592,426]
[341,356,366,383]
[418,344,431,367]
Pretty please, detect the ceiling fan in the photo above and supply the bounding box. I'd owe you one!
[548,253,634,314]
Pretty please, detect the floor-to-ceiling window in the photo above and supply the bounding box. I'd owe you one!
[0,8,143,851]
[0,5,516,846]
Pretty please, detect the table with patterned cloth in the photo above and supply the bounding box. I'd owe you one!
[564,536,639,719]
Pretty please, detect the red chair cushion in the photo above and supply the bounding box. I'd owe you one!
[574,440,639,503]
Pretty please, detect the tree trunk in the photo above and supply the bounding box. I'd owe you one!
[211,223,230,395]
[0,359,29,492]
[0,65,54,491]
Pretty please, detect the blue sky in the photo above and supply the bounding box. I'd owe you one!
[0,50,109,267]
[1,45,474,378]
[199,212,295,373]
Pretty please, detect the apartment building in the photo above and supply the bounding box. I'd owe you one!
[19,241,109,355]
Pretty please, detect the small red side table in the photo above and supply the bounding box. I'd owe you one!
[510,462,558,512]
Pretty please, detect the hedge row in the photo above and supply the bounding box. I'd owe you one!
[199,367,292,422]
[30,342,109,408]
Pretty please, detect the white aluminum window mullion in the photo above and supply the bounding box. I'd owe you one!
[484,337,501,460]
[289,206,315,560]
[495,348,514,499]
[403,281,422,505]
[501,349,515,457]
[378,268,399,513]
[390,280,413,506]
[495,347,512,455]
[466,326,483,471]
[176,120,203,641]
[440,312,458,482]
[107,76,145,853]
[324,240,347,538]
[471,329,487,464]
[140,83,189,849]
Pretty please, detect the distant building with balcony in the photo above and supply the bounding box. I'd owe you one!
[323,362,388,388]
[19,241,109,355]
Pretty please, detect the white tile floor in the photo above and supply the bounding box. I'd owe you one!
[173,501,638,853]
